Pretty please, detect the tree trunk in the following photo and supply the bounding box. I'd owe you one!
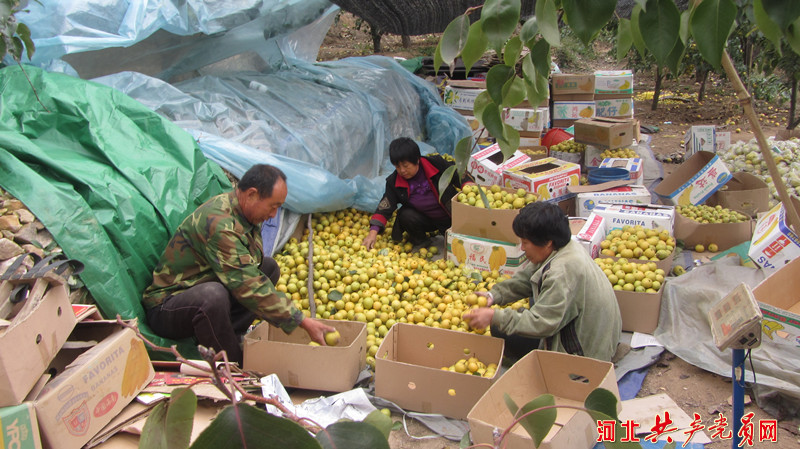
[698,70,708,103]
[370,25,382,53]
[652,67,662,111]
[791,79,798,130]
[401,35,411,48]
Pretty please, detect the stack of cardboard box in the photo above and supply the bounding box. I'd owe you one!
[550,73,595,128]
[594,70,634,119]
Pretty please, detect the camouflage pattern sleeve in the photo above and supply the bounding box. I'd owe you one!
[204,214,304,333]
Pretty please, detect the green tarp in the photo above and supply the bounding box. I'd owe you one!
[0,65,231,359]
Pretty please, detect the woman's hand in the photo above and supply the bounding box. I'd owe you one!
[362,230,379,250]
[463,307,494,330]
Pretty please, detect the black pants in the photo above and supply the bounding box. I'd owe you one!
[146,258,280,365]
[391,206,450,245]
[490,323,541,361]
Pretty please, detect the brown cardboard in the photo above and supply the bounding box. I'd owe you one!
[34,321,155,449]
[450,188,521,242]
[243,318,366,392]
[552,119,578,128]
[375,323,504,420]
[673,211,753,251]
[573,118,634,149]
[468,350,619,449]
[652,151,732,206]
[551,74,595,95]
[446,229,529,276]
[0,403,42,449]
[708,172,770,217]
[615,288,664,334]
[752,256,800,348]
[0,276,77,407]
[552,93,595,101]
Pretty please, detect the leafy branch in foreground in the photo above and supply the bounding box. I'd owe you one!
[115,316,391,449]
[0,0,48,110]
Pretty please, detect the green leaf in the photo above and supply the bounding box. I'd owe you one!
[503,393,519,416]
[616,19,633,60]
[788,18,800,56]
[481,0,522,53]
[522,54,550,108]
[391,421,402,431]
[9,36,22,61]
[665,36,685,76]
[477,183,494,209]
[530,39,551,78]
[485,64,515,106]
[504,35,523,67]
[754,0,782,56]
[535,0,560,47]
[316,421,389,449]
[639,0,681,67]
[438,165,458,202]
[362,410,393,440]
[663,442,677,449]
[327,289,343,303]
[481,102,505,144]
[584,388,620,421]
[519,16,538,46]
[472,90,493,123]
[0,40,6,59]
[16,22,33,60]
[516,394,557,448]
[501,125,520,156]
[501,75,526,108]
[678,9,690,45]
[762,0,800,33]
[190,404,320,449]
[440,14,470,67]
[631,5,648,56]
[139,402,169,449]
[433,40,444,76]
[459,431,471,448]
[689,0,737,70]
[454,136,472,179]
[462,21,489,78]
[635,0,648,12]
[562,0,617,45]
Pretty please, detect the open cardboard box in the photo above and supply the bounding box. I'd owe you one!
[591,202,675,233]
[502,157,581,203]
[450,187,523,243]
[571,183,650,217]
[752,256,800,349]
[243,318,366,392]
[0,275,77,407]
[652,151,732,206]
[468,143,531,186]
[468,350,619,449]
[674,210,753,251]
[551,73,595,96]
[34,321,154,449]
[708,172,770,218]
[748,196,800,275]
[615,287,665,334]
[375,323,504,420]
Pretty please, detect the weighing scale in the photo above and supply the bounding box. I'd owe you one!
[708,282,763,448]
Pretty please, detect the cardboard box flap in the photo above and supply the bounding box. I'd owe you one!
[568,179,634,194]
[447,79,486,89]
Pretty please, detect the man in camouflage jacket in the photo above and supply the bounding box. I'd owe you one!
[143,164,332,364]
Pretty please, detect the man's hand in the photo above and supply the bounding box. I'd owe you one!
[463,307,494,330]
[362,229,379,250]
[299,317,336,345]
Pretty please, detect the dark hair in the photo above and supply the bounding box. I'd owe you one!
[512,201,571,249]
[238,164,287,198]
[389,137,421,166]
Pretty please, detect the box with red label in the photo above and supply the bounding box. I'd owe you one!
[575,184,651,217]
[573,213,607,258]
[468,143,531,186]
[594,97,634,118]
[591,203,675,233]
[502,158,581,202]
[599,157,644,185]
[748,196,800,276]
[33,321,154,449]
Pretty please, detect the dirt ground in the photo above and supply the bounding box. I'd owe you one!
[317,12,800,449]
